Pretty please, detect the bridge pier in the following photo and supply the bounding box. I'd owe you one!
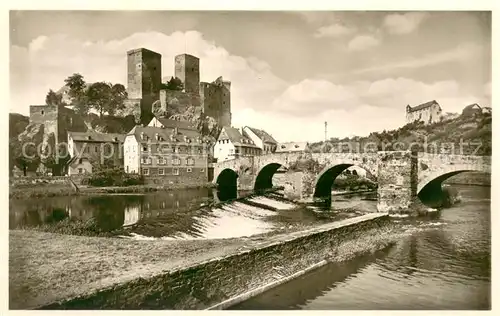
[376,151,419,215]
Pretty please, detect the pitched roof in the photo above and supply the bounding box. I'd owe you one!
[463,103,482,111]
[68,131,125,143]
[127,125,202,144]
[218,126,259,148]
[244,126,278,144]
[407,100,441,112]
[155,116,197,130]
[275,142,309,153]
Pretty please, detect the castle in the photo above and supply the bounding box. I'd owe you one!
[405,100,442,125]
[124,48,231,127]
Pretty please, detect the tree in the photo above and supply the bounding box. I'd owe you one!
[108,84,127,116]
[165,77,183,91]
[86,82,112,118]
[64,73,89,115]
[45,89,64,106]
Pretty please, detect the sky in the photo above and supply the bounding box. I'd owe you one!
[9,11,492,142]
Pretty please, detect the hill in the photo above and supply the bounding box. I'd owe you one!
[309,111,492,156]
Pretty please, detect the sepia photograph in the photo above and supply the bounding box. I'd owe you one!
[7,7,493,311]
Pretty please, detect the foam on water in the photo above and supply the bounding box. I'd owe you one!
[248,196,297,210]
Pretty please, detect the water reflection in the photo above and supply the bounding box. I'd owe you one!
[10,188,346,239]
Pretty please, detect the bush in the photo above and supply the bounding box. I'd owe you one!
[83,168,144,187]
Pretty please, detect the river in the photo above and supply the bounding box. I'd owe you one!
[9,184,490,309]
[231,184,491,310]
[9,188,366,239]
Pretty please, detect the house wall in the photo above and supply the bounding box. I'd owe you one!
[214,140,236,162]
[406,104,442,125]
[124,135,140,174]
[69,140,123,168]
[68,160,93,176]
[137,140,208,184]
[243,127,264,150]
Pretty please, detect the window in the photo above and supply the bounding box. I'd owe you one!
[186,157,195,166]
[200,169,205,173]
[158,157,166,165]
[78,158,83,164]
[158,168,164,175]
[187,168,192,173]
[95,146,98,153]
[142,168,149,175]
[172,157,181,166]
[142,146,148,152]
[41,110,44,115]
[173,168,179,175]
[78,168,83,174]
[141,157,151,164]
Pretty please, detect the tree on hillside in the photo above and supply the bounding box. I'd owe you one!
[108,83,128,116]
[64,73,89,115]
[86,82,112,118]
[45,89,65,106]
[165,77,184,91]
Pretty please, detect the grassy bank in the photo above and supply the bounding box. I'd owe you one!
[9,182,216,199]
[9,214,403,310]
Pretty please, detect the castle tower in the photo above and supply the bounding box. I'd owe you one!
[126,48,162,123]
[175,54,200,94]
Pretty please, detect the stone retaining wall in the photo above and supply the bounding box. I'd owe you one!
[40,213,389,310]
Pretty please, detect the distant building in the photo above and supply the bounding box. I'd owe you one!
[214,126,262,162]
[67,157,93,175]
[123,122,208,183]
[482,106,492,114]
[462,103,482,117]
[67,131,125,174]
[242,126,278,154]
[275,142,309,153]
[405,100,442,125]
[147,115,197,130]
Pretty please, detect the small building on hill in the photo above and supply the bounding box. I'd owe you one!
[462,103,482,117]
[214,126,262,162]
[405,100,442,125]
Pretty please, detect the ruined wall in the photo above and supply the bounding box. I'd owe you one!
[40,214,390,310]
[126,49,162,124]
[156,90,202,117]
[175,54,200,94]
[127,48,162,100]
[200,80,231,127]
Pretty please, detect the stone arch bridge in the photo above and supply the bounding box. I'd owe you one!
[213,151,491,215]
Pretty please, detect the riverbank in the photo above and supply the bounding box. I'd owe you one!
[10,213,397,310]
[9,182,216,199]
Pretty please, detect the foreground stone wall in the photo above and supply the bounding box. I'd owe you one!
[40,214,389,310]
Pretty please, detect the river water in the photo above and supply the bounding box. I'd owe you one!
[231,185,491,310]
[9,188,365,239]
[9,184,490,309]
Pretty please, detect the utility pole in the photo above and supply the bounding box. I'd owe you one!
[324,121,328,142]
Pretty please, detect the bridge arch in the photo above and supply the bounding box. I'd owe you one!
[253,162,289,192]
[313,163,377,203]
[418,169,490,208]
[215,168,239,201]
